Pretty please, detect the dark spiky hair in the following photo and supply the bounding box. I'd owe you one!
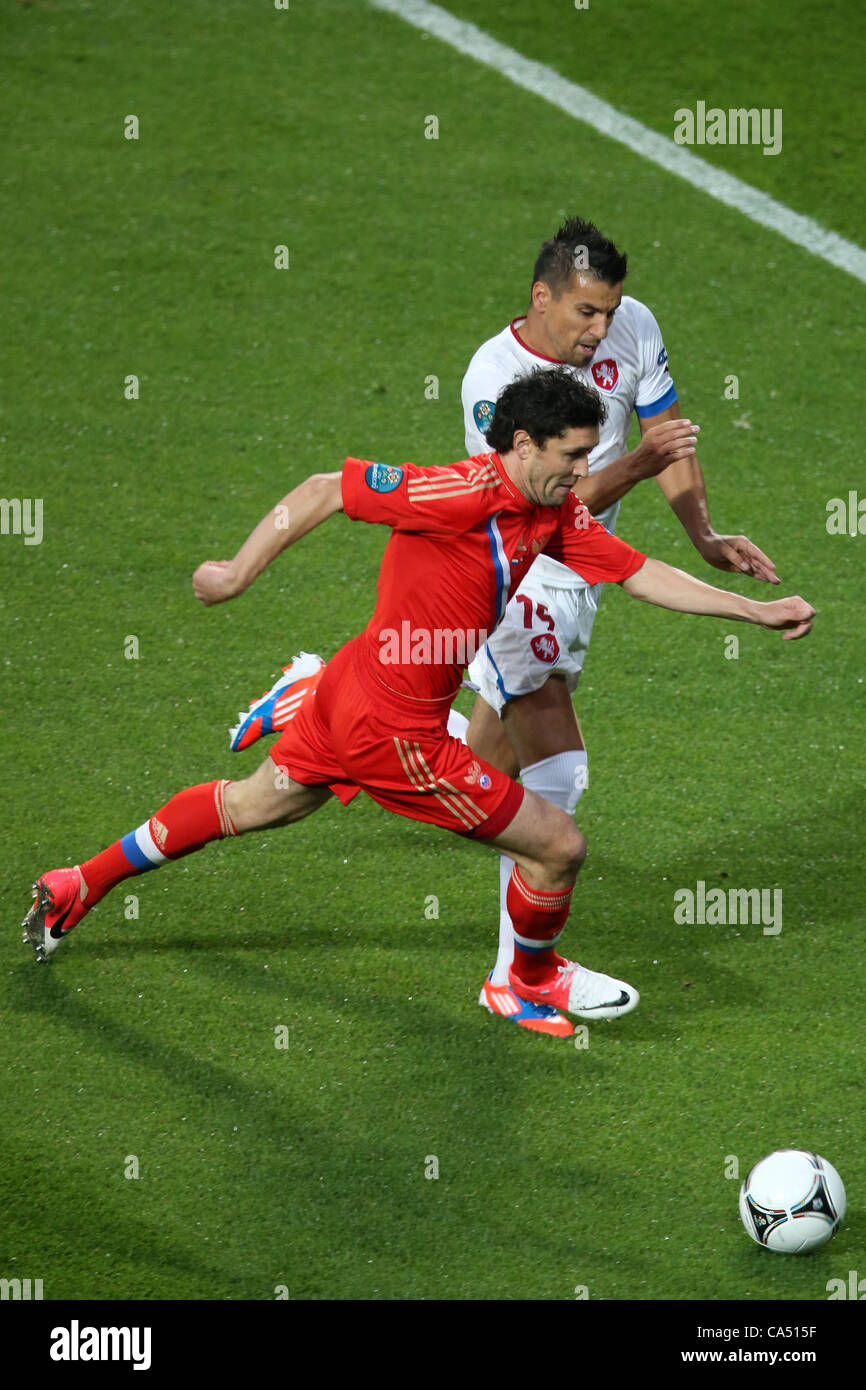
[531,216,628,298]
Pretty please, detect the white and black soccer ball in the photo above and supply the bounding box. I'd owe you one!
[739,1149,846,1254]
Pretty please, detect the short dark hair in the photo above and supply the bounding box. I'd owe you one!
[531,216,628,298]
[486,367,606,453]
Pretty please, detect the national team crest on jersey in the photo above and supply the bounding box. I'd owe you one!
[530,633,560,664]
[591,359,619,393]
[365,463,403,493]
[465,762,492,790]
[473,400,496,434]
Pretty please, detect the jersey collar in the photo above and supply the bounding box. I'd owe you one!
[509,317,565,365]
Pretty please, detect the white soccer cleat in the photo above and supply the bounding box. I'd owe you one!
[21,868,87,962]
[229,652,325,751]
[509,959,639,1020]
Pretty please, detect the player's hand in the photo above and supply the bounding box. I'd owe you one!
[629,418,701,477]
[756,595,815,640]
[192,560,242,606]
[697,532,779,584]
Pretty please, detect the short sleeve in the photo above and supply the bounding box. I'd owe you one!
[543,494,646,584]
[461,359,502,455]
[341,456,498,535]
[632,302,678,419]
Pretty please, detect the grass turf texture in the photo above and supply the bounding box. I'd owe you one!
[1,0,864,1300]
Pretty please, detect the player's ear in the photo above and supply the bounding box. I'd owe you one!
[513,429,533,457]
[531,280,549,314]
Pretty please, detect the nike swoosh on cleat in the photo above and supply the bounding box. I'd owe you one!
[580,991,630,1012]
[49,897,77,939]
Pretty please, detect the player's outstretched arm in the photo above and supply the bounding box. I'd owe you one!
[192,471,344,606]
[574,417,700,515]
[621,557,814,640]
[646,402,779,584]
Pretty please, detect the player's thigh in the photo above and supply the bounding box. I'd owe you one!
[466,692,519,776]
[501,674,585,767]
[225,756,333,832]
[484,785,586,889]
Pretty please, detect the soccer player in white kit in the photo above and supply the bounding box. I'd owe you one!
[459,217,778,1036]
[228,216,777,1038]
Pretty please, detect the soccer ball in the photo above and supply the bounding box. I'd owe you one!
[739,1149,846,1254]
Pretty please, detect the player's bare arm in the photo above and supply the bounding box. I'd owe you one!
[621,557,813,638]
[648,400,779,584]
[573,416,700,515]
[192,470,344,606]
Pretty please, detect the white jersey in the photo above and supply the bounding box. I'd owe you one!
[461,296,677,588]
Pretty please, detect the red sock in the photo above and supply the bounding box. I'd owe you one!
[78,780,237,910]
[507,866,574,985]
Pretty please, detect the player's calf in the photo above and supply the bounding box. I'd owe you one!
[20,765,328,961]
[491,786,586,889]
[223,758,332,832]
[486,789,637,1021]
[505,857,639,1022]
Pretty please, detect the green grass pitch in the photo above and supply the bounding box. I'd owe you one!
[1,0,864,1301]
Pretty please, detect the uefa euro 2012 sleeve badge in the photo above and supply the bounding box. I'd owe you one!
[473,400,495,434]
[365,463,404,493]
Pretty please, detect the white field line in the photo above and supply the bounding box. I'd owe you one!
[369,0,866,284]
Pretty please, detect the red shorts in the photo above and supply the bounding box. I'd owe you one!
[269,636,523,840]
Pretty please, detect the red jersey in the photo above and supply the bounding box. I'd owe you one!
[341,451,645,704]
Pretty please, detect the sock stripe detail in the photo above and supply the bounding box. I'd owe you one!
[215,780,238,837]
[120,826,166,872]
[137,823,168,865]
[510,866,573,912]
[513,929,564,953]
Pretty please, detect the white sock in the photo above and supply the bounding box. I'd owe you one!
[490,750,588,987]
[447,708,469,743]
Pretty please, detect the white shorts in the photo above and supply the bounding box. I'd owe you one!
[467,574,602,716]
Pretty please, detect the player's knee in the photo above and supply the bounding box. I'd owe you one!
[564,822,587,877]
[547,819,586,880]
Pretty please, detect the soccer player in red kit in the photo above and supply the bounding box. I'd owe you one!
[22,371,814,1021]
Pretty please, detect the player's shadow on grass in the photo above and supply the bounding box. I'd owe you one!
[7,974,627,1296]
[12,781,860,1039]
